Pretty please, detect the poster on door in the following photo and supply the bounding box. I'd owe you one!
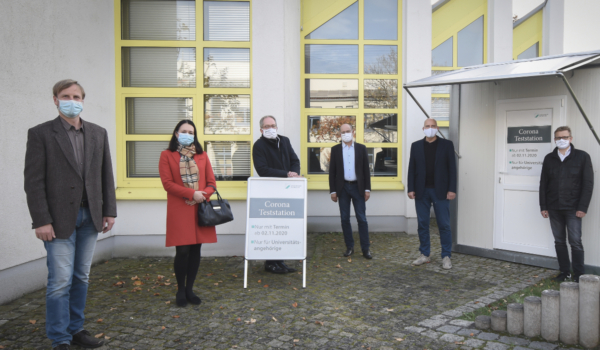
[506,110,553,176]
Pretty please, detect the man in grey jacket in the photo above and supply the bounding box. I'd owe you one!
[24,79,117,350]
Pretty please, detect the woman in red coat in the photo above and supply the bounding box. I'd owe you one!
[159,120,217,307]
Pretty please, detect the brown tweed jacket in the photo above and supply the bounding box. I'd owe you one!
[24,116,117,239]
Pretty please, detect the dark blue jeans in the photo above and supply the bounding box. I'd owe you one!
[338,182,370,251]
[44,207,98,347]
[548,210,584,276]
[415,188,452,258]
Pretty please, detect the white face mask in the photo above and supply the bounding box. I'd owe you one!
[556,139,570,149]
[341,132,353,143]
[423,127,437,138]
[262,128,278,139]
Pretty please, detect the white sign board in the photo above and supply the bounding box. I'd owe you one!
[244,177,307,260]
[506,109,553,176]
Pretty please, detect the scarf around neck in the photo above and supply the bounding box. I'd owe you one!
[178,144,199,190]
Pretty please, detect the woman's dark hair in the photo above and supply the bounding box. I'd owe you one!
[168,120,204,154]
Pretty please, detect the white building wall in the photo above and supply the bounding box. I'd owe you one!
[487,0,513,63]
[563,0,600,54]
[0,0,115,303]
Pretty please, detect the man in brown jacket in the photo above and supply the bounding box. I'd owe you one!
[24,79,117,350]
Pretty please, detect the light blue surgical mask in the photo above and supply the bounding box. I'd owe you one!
[178,133,194,146]
[57,99,83,119]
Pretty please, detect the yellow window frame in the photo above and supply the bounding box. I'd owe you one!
[513,9,542,60]
[300,0,403,191]
[114,0,253,200]
[432,0,487,127]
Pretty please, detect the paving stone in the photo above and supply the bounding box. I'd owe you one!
[513,347,529,350]
[528,341,559,350]
[464,338,485,347]
[450,319,475,327]
[477,332,500,341]
[436,325,462,333]
[440,333,465,343]
[498,335,529,346]
[0,231,555,350]
[484,342,510,350]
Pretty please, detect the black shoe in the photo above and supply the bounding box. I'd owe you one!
[176,290,188,307]
[552,272,571,282]
[363,250,373,259]
[573,274,581,283]
[265,262,287,274]
[54,345,71,350]
[186,289,202,305]
[72,329,104,348]
[343,248,354,257]
[278,262,297,273]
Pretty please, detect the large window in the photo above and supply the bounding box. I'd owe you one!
[116,0,252,199]
[432,1,486,124]
[301,0,402,189]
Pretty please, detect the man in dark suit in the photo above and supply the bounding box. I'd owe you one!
[24,79,117,350]
[252,115,301,274]
[407,118,456,269]
[329,123,372,259]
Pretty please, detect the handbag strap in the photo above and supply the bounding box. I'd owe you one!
[207,185,223,201]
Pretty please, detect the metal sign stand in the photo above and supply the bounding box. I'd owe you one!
[243,259,306,289]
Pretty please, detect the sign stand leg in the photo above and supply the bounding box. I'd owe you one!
[302,259,306,289]
[244,259,248,289]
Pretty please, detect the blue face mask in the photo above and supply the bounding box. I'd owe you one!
[178,133,195,146]
[57,99,83,119]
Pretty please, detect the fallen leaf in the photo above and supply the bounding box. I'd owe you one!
[104,336,111,340]
[233,274,238,278]
[474,301,480,304]
[133,281,143,286]
[94,333,104,338]
[335,264,342,268]
[263,285,269,288]
[164,283,171,286]
[214,283,219,286]
[131,276,139,280]
[272,316,278,322]
[153,293,160,296]
[237,318,241,321]
[315,321,324,326]
[258,280,261,283]
[28,320,36,325]
[244,318,256,324]
[206,273,214,276]
[302,317,305,320]
[470,333,474,336]
[110,307,117,311]
[172,315,180,318]
[332,248,336,250]
[165,301,171,304]
[348,258,352,263]
[444,289,449,292]
[533,275,539,278]
[157,275,164,280]
[293,287,298,291]
[97,319,103,323]
[161,326,166,330]
[250,308,255,311]
[293,339,299,342]
[385,308,394,312]
[292,302,298,308]
[395,338,404,342]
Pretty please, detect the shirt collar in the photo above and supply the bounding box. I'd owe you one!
[342,141,354,149]
[60,116,84,131]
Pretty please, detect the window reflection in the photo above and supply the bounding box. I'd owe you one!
[205,141,251,181]
[364,79,398,109]
[305,45,358,74]
[204,95,250,135]
[305,79,358,109]
[457,16,483,67]
[305,2,358,40]
[204,1,250,41]
[432,97,450,121]
[364,0,397,40]
[308,115,355,143]
[364,114,397,143]
[517,42,539,60]
[367,148,397,176]
[204,48,250,88]
[432,37,453,67]
[122,47,196,87]
[364,45,397,74]
[431,71,450,94]
[307,147,332,174]
[126,97,192,134]
[122,0,195,41]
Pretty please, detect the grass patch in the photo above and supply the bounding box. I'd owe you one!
[459,277,562,321]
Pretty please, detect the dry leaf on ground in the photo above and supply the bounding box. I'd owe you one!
[335,264,342,268]
[28,320,36,325]
[395,338,403,342]
[292,302,298,308]
[97,319,103,323]
[172,315,180,318]
[272,316,278,322]
[94,333,104,338]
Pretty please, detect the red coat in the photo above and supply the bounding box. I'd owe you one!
[159,150,217,247]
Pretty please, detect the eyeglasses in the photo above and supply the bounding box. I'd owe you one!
[340,131,353,134]
[555,136,571,141]
[262,124,277,129]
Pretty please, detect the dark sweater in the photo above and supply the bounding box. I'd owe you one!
[252,135,300,178]
[424,138,438,188]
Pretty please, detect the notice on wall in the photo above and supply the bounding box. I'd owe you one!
[506,125,552,176]
[245,177,307,260]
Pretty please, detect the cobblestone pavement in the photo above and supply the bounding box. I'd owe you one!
[0,232,578,350]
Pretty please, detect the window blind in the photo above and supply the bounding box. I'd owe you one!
[127,141,169,177]
[122,47,196,87]
[126,97,192,134]
[203,1,250,41]
[123,0,195,40]
[205,141,251,181]
[204,95,250,135]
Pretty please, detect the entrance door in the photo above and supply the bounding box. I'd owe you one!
[493,96,566,256]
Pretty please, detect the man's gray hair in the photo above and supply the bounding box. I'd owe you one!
[260,115,277,129]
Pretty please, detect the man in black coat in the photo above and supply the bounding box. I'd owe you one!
[252,115,301,274]
[407,118,457,269]
[329,123,372,259]
[24,80,117,349]
[540,126,594,283]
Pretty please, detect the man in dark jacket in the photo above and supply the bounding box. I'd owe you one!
[329,123,372,259]
[407,118,457,269]
[24,80,117,350]
[252,115,301,274]
[540,126,594,283]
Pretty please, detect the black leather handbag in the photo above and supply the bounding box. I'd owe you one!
[197,186,234,226]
